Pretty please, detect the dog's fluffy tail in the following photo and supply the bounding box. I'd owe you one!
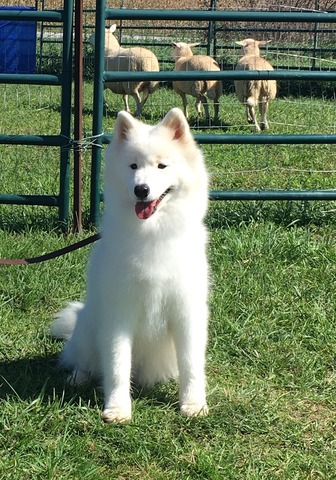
[50,301,84,340]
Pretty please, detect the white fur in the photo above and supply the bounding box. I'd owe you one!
[51,108,209,423]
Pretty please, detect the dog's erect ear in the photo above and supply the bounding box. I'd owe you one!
[160,108,190,142]
[114,111,137,140]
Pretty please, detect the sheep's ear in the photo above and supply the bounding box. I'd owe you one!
[114,111,137,140]
[235,40,246,46]
[109,24,117,34]
[172,42,178,47]
[258,40,271,46]
[160,108,190,142]
[188,42,200,48]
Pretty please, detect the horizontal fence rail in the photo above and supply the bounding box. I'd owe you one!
[103,71,336,82]
[105,9,336,23]
[196,135,336,145]
[101,133,336,146]
[98,189,336,204]
[210,190,336,201]
[0,74,62,85]
[0,194,60,206]
[0,135,70,146]
[0,10,64,21]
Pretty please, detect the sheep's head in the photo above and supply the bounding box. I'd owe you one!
[88,23,120,53]
[171,42,199,60]
[236,38,271,56]
[104,24,120,52]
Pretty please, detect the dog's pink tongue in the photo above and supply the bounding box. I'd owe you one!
[135,200,157,220]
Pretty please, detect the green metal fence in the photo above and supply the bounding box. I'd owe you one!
[1,3,336,228]
[0,3,74,224]
[90,5,336,225]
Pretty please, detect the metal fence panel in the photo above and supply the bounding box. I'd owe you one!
[89,5,336,225]
[0,3,74,225]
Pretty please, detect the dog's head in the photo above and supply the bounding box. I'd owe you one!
[105,108,208,222]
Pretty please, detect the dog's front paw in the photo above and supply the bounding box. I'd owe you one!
[180,403,209,417]
[102,406,132,423]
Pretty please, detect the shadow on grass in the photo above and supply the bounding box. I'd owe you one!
[0,208,98,234]
[0,353,93,405]
[0,353,178,412]
[0,210,67,234]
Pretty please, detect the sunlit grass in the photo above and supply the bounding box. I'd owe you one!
[0,81,335,479]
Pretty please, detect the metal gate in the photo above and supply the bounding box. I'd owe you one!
[0,2,74,225]
[89,3,336,226]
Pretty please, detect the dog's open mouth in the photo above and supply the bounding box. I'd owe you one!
[135,188,171,220]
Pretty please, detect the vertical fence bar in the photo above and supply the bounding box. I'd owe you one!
[37,0,44,72]
[90,0,106,225]
[73,0,83,231]
[207,0,217,57]
[58,0,74,225]
[312,0,320,70]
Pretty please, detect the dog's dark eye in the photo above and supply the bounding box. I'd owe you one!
[158,163,167,169]
[130,163,137,170]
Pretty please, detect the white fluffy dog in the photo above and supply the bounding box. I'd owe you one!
[51,108,209,422]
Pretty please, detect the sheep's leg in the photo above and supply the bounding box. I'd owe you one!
[131,91,143,117]
[246,104,260,132]
[103,94,109,112]
[213,99,219,123]
[245,103,253,123]
[122,94,131,114]
[195,99,202,116]
[103,87,109,112]
[180,93,188,119]
[260,100,269,131]
[140,88,150,111]
[199,95,210,123]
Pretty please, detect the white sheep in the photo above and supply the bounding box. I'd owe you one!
[89,24,160,116]
[172,42,222,124]
[234,38,277,132]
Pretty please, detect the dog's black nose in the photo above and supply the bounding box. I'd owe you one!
[134,184,150,199]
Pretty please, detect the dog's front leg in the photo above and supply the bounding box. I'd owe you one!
[99,331,133,423]
[173,306,209,417]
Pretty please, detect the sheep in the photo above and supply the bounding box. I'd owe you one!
[172,42,222,124]
[89,24,160,117]
[234,39,277,132]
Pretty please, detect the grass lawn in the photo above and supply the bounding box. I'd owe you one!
[0,82,335,479]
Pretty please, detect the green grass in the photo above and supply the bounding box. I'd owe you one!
[0,82,335,479]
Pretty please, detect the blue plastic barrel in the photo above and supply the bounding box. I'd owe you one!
[0,6,37,74]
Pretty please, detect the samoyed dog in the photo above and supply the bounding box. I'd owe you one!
[51,108,209,423]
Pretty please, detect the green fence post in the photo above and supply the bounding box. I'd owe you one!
[58,0,74,226]
[90,0,106,226]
